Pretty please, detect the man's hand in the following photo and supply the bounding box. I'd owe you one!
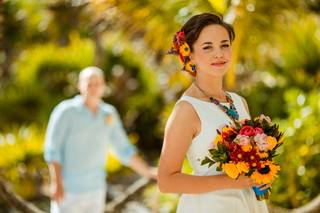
[128,155,157,180]
[51,181,64,204]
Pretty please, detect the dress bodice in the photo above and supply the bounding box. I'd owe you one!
[176,92,251,176]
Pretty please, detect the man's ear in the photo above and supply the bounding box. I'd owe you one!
[77,82,82,92]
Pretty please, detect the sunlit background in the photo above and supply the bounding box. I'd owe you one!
[0,0,319,212]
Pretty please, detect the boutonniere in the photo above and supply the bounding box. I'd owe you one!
[105,114,113,125]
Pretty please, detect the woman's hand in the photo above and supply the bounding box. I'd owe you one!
[231,175,257,189]
[257,183,272,191]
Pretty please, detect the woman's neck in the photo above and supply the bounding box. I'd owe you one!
[193,74,225,100]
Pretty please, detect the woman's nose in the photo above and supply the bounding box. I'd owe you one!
[213,49,223,58]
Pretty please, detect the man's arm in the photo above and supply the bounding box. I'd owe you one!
[44,103,70,202]
[128,155,157,179]
[108,108,157,179]
[48,162,64,203]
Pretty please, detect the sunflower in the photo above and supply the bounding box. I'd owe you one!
[179,43,191,56]
[251,161,280,184]
[222,162,239,179]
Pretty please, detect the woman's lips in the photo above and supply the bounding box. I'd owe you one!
[211,61,227,67]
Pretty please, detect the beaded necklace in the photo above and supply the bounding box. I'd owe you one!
[194,82,239,122]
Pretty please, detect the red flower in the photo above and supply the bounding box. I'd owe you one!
[230,146,246,163]
[239,126,256,137]
[254,127,264,135]
[176,31,186,46]
[244,149,261,168]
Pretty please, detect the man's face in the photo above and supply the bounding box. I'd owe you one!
[79,75,105,99]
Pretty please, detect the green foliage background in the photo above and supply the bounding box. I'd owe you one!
[0,0,319,211]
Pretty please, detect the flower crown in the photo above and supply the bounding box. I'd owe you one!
[168,31,196,77]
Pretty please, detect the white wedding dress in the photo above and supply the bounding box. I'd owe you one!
[176,93,269,213]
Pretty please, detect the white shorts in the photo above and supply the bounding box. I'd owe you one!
[50,189,106,213]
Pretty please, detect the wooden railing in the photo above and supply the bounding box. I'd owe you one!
[1,177,319,213]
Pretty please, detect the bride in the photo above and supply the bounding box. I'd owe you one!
[158,13,270,213]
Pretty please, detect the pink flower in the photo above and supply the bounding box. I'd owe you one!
[235,135,251,146]
[239,126,256,137]
[254,127,264,135]
[254,133,269,151]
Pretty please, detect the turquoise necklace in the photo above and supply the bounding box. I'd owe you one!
[194,82,239,122]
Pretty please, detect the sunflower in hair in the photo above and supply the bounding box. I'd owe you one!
[179,43,191,57]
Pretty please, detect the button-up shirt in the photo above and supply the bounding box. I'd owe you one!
[44,95,136,192]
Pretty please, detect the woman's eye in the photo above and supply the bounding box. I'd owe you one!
[221,44,230,48]
[203,46,212,50]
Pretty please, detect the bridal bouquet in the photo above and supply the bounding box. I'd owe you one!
[201,114,284,200]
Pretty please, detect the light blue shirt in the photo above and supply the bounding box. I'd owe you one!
[44,95,137,193]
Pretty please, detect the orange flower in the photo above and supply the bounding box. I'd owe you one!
[257,151,269,158]
[236,162,249,173]
[105,115,113,124]
[241,144,253,152]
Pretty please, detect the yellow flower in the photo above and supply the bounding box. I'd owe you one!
[213,134,223,146]
[184,60,193,71]
[241,144,252,152]
[221,126,233,133]
[179,43,191,56]
[267,136,277,150]
[236,162,249,173]
[222,162,239,179]
[251,161,280,184]
[105,115,113,124]
[257,152,269,158]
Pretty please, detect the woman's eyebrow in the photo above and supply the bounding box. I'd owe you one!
[201,40,230,46]
[201,41,212,46]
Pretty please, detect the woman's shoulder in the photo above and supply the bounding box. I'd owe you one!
[173,97,198,117]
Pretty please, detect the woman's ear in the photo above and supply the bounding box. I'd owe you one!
[189,52,195,64]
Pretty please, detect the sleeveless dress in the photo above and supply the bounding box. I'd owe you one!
[176,92,269,213]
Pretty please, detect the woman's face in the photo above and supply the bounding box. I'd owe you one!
[190,24,232,77]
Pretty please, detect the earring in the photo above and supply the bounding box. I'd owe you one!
[191,64,196,73]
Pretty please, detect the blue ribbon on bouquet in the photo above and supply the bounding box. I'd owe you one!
[252,185,271,201]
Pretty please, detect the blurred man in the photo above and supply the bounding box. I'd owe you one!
[44,66,156,213]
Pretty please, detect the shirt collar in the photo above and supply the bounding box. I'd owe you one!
[73,95,104,112]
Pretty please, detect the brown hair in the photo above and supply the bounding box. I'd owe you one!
[181,13,235,51]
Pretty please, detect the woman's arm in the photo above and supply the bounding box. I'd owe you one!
[158,101,256,194]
